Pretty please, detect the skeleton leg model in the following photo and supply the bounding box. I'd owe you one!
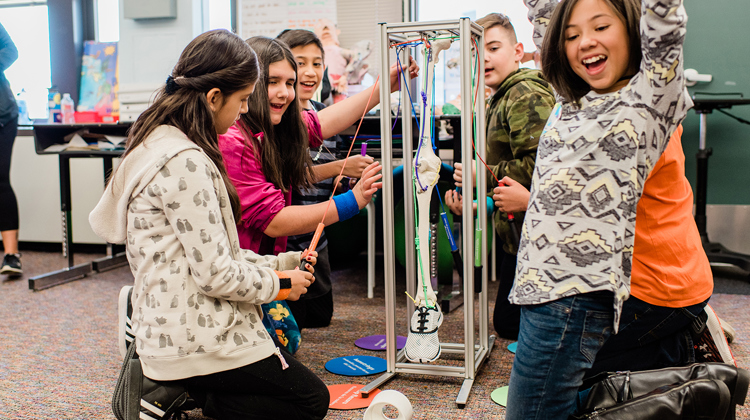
[404,39,452,364]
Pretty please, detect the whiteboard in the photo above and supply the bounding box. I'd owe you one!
[238,0,338,39]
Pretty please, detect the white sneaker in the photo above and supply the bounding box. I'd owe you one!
[692,304,735,366]
[719,316,736,344]
[118,286,135,359]
[404,304,443,363]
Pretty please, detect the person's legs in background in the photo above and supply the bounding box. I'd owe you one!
[0,119,21,277]
[287,246,333,329]
[505,291,614,420]
[493,245,520,340]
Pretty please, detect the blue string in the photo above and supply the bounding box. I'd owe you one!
[396,47,427,192]
[395,47,422,134]
[434,184,459,252]
[414,45,435,192]
[415,91,428,191]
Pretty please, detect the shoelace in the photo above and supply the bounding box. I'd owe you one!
[415,307,432,333]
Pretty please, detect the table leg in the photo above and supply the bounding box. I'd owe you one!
[694,112,750,275]
[29,155,93,290]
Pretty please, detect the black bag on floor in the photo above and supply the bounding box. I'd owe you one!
[112,340,189,420]
[576,363,749,420]
[573,378,731,420]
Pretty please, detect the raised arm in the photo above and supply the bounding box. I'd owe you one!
[638,0,691,126]
[524,0,559,52]
[316,57,418,139]
[311,154,374,182]
[264,161,382,237]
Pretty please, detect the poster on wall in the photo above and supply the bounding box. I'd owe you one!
[239,0,337,38]
[78,41,119,116]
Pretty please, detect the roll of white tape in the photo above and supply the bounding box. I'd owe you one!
[363,390,413,420]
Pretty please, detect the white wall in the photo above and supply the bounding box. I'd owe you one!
[118,0,208,92]
[11,135,109,245]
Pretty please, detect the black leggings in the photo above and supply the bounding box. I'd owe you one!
[493,246,521,340]
[286,246,334,329]
[181,346,329,420]
[0,119,18,232]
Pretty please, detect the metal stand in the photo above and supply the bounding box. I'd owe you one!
[361,18,494,408]
[367,201,376,298]
[693,101,750,275]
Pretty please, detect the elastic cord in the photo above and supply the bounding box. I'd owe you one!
[333,190,360,221]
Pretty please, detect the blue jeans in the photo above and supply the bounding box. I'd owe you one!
[585,296,707,380]
[506,292,614,420]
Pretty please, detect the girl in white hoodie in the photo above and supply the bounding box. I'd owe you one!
[90,29,329,420]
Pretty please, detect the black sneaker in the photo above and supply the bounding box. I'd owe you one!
[125,352,189,420]
[692,304,735,366]
[0,253,22,277]
[118,286,135,359]
[139,375,189,420]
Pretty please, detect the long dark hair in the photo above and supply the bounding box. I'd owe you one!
[239,36,313,192]
[541,0,642,103]
[124,29,259,221]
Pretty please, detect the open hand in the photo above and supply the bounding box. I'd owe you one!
[353,161,383,208]
[445,189,463,216]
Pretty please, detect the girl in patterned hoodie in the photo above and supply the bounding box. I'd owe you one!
[89,29,329,419]
[504,0,694,418]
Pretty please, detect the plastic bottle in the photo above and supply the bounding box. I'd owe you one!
[48,87,61,123]
[16,89,32,126]
[61,93,75,124]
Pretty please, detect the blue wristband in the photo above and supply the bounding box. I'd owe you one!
[333,190,360,221]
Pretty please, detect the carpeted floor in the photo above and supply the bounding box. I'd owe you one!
[1,250,749,419]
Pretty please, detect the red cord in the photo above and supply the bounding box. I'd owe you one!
[468,37,515,222]
[304,75,383,257]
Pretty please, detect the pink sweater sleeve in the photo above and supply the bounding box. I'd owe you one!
[219,125,286,252]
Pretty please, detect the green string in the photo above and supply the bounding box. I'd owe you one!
[412,177,435,309]
[471,38,483,267]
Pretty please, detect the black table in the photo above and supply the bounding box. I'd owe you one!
[29,123,132,290]
[692,96,750,275]
[338,114,462,158]
[339,114,468,311]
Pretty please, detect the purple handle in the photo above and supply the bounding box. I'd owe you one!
[361,141,367,156]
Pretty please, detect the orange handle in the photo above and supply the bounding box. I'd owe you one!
[301,222,325,259]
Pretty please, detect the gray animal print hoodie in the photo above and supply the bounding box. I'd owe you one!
[90,125,300,381]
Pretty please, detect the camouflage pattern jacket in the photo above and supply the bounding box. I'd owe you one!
[485,68,554,254]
